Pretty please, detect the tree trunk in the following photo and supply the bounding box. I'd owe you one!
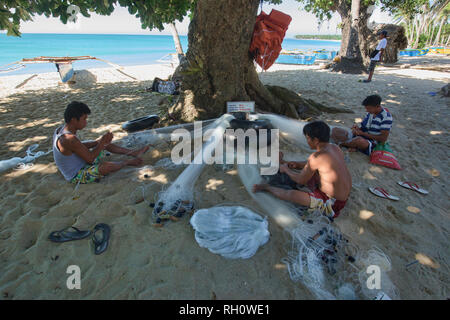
[168,22,184,55]
[338,8,361,61]
[434,17,445,45]
[332,2,371,74]
[413,17,421,48]
[168,0,301,122]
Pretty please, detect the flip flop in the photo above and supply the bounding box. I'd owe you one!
[397,181,429,195]
[369,187,399,201]
[92,223,111,255]
[48,226,92,243]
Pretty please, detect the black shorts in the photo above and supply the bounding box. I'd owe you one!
[368,60,378,72]
[358,136,377,156]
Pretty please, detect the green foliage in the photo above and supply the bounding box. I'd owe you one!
[0,0,197,36]
[381,0,428,19]
[417,33,428,48]
[0,0,285,37]
[294,0,429,21]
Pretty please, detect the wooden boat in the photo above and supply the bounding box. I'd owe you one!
[0,56,134,82]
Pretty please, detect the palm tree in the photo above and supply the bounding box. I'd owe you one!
[168,22,184,55]
[433,3,450,45]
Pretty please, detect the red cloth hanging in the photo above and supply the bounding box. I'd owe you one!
[249,9,292,71]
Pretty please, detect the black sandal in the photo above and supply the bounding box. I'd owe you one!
[92,223,111,255]
[48,226,91,243]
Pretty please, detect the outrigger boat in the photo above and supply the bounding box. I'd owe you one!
[0,56,136,82]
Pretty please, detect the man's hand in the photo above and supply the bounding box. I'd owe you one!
[279,163,290,174]
[289,161,303,169]
[99,132,113,148]
[352,127,364,136]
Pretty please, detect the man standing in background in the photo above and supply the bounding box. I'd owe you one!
[363,30,388,83]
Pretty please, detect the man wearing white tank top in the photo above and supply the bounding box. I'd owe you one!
[53,101,149,184]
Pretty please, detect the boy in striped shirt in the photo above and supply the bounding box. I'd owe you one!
[331,95,393,155]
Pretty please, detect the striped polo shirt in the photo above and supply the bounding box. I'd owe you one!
[360,108,393,135]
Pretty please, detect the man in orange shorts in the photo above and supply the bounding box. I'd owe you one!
[253,121,352,219]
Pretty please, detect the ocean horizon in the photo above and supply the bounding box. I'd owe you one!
[0,33,340,76]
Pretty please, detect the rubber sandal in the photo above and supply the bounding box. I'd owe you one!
[369,187,399,201]
[92,223,111,255]
[48,226,91,243]
[397,181,429,195]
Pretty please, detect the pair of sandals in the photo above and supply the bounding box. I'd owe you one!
[369,181,429,201]
[48,223,110,255]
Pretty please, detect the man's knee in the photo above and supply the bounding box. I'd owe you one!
[331,128,350,143]
[353,137,369,149]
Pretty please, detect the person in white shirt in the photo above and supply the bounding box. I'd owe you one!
[363,30,388,83]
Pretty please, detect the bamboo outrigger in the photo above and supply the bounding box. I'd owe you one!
[0,56,137,82]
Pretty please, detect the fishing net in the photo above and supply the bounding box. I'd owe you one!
[151,114,235,226]
[235,132,362,300]
[190,205,270,259]
[0,144,52,173]
[357,247,400,299]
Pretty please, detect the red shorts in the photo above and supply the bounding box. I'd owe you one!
[308,188,347,218]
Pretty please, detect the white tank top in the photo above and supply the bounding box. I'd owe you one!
[52,126,86,181]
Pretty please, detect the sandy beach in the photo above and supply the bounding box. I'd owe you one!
[0,55,449,300]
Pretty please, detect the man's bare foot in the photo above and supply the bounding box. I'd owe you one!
[126,157,144,166]
[252,183,269,193]
[130,146,150,158]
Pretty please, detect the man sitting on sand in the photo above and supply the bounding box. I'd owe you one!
[331,94,393,155]
[53,101,149,184]
[253,121,352,219]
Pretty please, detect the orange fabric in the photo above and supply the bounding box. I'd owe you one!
[249,10,292,70]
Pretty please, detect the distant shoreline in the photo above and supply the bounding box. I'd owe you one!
[295,35,342,41]
[291,38,341,42]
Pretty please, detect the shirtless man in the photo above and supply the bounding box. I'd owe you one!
[53,101,149,184]
[253,121,352,219]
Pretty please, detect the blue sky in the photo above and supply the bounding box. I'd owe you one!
[15,0,394,38]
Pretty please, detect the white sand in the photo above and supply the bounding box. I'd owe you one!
[0,56,449,299]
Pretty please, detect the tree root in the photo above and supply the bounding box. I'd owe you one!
[331,57,368,74]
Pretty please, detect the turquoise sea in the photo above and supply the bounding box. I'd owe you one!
[0,33,340,76]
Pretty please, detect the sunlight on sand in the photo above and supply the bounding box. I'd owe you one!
[206,179,224,190]
[362,172,377,180]
[16,118,51,130]
[427,168,440,177]
[359,210,374,220]
[6,136,48,152]
[274,263,286,270]
[416,253,440,269]
[43,121,63,128]
[407,206,421,214]
[369,167,383,174]
[151,174,169,184]
[91,125,117,134]
[386,99,401,105]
